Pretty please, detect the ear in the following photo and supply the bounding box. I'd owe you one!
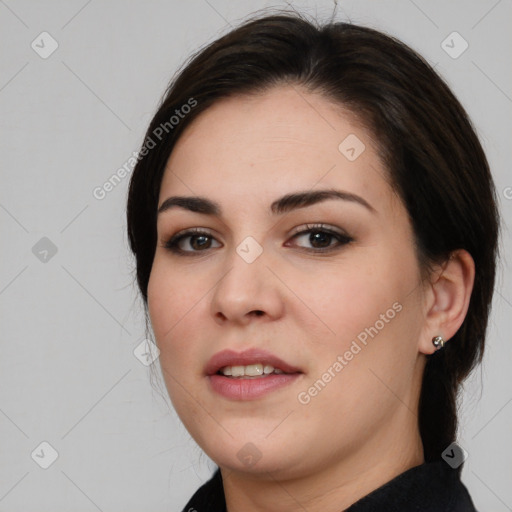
[418,249,475,355]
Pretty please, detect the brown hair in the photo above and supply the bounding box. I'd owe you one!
[126,11,500,473]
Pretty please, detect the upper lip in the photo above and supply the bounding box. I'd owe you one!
[205,348,302,376]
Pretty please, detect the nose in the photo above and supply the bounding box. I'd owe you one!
[210,246,285,325]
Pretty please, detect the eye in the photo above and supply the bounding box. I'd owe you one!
[162,223,353,256]
[163,228,221,254]
[286,223,353,252]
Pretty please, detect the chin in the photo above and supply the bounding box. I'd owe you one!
[197,432,307,477]
[216,451,297,476]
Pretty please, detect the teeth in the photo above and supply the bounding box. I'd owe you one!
[219,363,285,377]
[245,364,263,376]
[231,365,246,377]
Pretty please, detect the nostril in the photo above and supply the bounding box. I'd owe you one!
[215,312,227,321]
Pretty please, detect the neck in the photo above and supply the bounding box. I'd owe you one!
[221,412,425,512]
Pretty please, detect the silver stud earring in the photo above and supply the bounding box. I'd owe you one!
[432,335,445,350]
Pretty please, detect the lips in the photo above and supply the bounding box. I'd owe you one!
[204,348,302,376]
[205,348,303,400]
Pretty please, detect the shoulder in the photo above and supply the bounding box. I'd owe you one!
[346,460,479,512]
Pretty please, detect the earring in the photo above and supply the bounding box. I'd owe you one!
[432,335,445,350]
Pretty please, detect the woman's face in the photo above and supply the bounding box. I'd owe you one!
[148,85,431,477]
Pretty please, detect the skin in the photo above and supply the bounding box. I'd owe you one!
[147,85,475,512]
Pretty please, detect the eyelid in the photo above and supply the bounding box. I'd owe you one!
[172,226,216,238]
[288,222,348,238]
[166,222,346,239]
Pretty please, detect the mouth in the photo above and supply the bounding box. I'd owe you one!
[205,348,303,377]
[205,348,303,400]
[216,363,289,378]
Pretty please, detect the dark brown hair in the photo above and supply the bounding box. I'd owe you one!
[126,11,500,473]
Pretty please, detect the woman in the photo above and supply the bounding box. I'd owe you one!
[126,11,499,512]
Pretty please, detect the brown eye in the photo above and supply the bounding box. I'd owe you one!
[164,229,221,254]
[307,231,334,248]
[288,224,353,252]
[188,234,213,250]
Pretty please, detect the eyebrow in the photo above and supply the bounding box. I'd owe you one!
[157,189,376,216]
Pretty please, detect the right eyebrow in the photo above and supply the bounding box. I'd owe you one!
[158,196,220,216]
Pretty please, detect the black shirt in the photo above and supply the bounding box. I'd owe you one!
[180,460,478,511]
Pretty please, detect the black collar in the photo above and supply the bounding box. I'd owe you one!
[181,460,477,512]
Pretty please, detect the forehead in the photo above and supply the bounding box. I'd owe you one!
[159,85,393,213]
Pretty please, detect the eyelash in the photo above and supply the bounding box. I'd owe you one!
[162,223,353,256]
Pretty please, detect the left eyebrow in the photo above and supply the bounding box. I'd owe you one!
[157,188,377,216]
[269,189,376,215]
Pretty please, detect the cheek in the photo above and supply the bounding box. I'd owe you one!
[298,245,422,381]
[148,260,200,340]
[297,295,421,446]
[147,260,209,387]
[309,264,423,410]
[295,260,401,343]
[147,262,208,412]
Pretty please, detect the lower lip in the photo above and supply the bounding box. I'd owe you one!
[208,373,302,400]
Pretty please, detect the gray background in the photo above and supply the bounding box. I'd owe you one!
[1,1,511,511]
